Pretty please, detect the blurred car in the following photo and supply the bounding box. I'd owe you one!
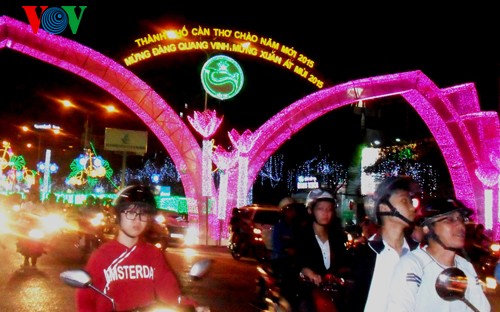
[155,210,198,246]
[236,204,282,253]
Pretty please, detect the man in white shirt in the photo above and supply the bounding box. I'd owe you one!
[387,198,491,312]
[347,175,421,312]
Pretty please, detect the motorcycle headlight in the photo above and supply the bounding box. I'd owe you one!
[0,211,10,234]
[155,215,166,224]
[90,213,105,227]
[490,243,500,253]
[28,228,45,239]
[184,226,199,246]
[41,213,67,233]
[484,276,497,290]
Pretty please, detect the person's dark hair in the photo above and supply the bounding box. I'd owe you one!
[278,196,296,209]
[113,184,157,222]
[374,175,420,225]
[231,207,239,216]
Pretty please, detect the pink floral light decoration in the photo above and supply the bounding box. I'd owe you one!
[212,146,238,172]
[187,110,223,139]
[187,110,223,197]
[490,151,500,171]
[475,165,499,188]
[228,129,258,154]
[212,146,238,230]
[228,129,259,207]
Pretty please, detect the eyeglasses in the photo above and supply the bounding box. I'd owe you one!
[123,210,150,222]
[434,215,468,225]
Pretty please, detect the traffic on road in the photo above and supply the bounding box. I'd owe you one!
[0,192,499,311]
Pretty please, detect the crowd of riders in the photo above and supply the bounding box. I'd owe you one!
[265,175,492,312]
[1,175,496,311]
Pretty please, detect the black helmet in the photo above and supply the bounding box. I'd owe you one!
[113,184,157,216]
[419,198,473,227]
[374,175,421,225]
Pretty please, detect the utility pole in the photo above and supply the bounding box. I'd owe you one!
[83,114,90,148]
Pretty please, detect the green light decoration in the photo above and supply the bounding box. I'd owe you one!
[10,155,26,170]
[200,55,244,100]
[66,142,114,187]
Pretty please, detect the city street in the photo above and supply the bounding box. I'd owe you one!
[0,231,498,311]
[0,232,261,312]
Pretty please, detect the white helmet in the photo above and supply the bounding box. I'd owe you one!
[305,189,335,209]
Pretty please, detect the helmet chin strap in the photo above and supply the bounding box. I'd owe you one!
[378,199,414,226]
[427,228,462,253]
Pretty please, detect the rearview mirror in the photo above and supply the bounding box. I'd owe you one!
[60,269,92,288]
[435,267,479,312]
[189,258,213,280]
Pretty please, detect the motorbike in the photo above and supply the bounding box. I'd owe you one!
[254,263,293,312]
[16,225,47,267]
[77,212,172,257]
[228,229,269,262]
[295,273,347,312]
[143,220,170,251]
[76,211,114,260]
[15,209,70,267]
[255,262,348,312]
[60,259,212,311]
[464,241,500,293]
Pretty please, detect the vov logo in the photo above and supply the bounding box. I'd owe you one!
[22,6,87,35]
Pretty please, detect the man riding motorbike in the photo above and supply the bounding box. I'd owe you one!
[76,184,191,311]
[16,193,47,268]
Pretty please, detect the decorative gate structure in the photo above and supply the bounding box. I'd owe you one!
[2,15,499,240]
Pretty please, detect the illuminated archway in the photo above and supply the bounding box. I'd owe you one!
[223,71,500,237]
[0,16,210,215]
[2,15,499,241]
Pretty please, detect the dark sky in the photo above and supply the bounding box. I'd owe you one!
[1,2,499,176]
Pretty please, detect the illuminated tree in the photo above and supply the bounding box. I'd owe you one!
[363,141,441,197]
[289,154,348,195]
[112,157,182,194]
[258,154,284,188]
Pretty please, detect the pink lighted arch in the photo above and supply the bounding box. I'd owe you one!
[2,15,499,241]
[222,71,500,238]
[0,16,211,214]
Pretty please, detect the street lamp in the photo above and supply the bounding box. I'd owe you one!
[22,124,62,162]
[60,100,118,149]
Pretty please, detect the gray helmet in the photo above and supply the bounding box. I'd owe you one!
[305,189,336,209]
[374,175,421,225]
